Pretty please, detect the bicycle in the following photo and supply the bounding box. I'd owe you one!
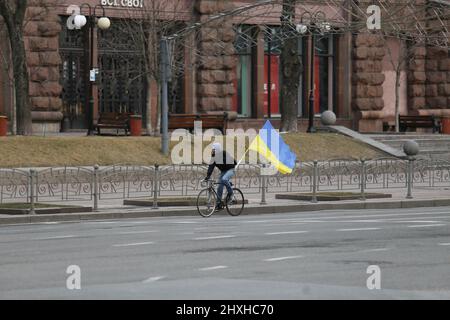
[196,179,245,217]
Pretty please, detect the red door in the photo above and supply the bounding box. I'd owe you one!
[264,54,280,116]
[314,56,320,114]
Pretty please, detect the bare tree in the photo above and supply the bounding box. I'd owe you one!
[106,0,191,135]
[384,38,415,132]
[280,0,302,132]
[0,0,32,135]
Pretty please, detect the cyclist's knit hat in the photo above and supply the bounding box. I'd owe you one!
[212,142,222,152]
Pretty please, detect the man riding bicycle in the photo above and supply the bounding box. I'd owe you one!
[203,142,236,210]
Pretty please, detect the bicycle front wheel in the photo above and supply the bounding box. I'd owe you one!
[197,188,216,218]
[226,188,244,216]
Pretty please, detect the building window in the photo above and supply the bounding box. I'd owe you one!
[264,26,282,117]
[299,34,336,117]
[233,25,253,117]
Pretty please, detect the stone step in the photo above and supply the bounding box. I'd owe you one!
[364,133,450,159]
[366,134,450,141]
[382,140,450,149]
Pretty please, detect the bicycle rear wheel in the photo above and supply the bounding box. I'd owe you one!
[225,188,244,216]
[197,188,216,217]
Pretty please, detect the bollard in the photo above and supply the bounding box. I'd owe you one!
[311,160,318,203]
[93,164,99,212]
[260,164,267,205]
[406,157,414,199]
[152,165,159,209]
[29,169,36,215]
[360,159,366,201]
[402,140,419,199]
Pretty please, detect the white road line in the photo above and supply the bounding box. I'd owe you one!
[112,241,154,247]
[264,255,303,262]
[337,228,381,232]
[438,243,450,246]
[194,235,236,240]
[265,231,309,235]
[407,224,446,228]
[199,266,228,271]
[116,230,158,235]
[390,220,442,224]
[85,221,119,225]
[261,222,306,227]
[360,248,390,253]
[142,276,166,283]
[242,220,275,223]
[32,235,76,240]
[173,221,198,224]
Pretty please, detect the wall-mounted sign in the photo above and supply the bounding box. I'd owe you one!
[100,0,144,8]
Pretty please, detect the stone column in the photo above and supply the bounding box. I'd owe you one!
[413,1,450,119]
[423,47,450,114]
[352,33,385,132]
[407,46,427,113]
[195,0,236,114]
[24,0,63,133]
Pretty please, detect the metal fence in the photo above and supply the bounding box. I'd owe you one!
[1,157,449,211]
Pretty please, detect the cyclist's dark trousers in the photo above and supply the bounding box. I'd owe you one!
[217,169,235,203]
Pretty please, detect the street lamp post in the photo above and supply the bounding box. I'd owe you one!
[160,37,170,156]
[73,4,111,136]
[297,11,330,133]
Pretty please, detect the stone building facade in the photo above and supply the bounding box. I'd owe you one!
[25,0,64,133]
[0,0,449,134]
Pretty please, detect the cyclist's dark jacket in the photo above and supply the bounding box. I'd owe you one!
[206,151,236,179]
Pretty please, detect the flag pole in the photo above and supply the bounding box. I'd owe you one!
[236,147,249,169]
[236,136,257,169]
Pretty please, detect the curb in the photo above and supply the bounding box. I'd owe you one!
[1,198,450,225]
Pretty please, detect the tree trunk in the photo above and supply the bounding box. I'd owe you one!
[394,68,401,133]
[0,0,33,135]
[280,0,302,132]
[10,31,32,135]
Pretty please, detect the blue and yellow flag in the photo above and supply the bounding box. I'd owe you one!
[248,121,297,174]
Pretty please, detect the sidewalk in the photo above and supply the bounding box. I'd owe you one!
[0,187,449,225]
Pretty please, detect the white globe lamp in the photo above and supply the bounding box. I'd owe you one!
[97,17,111,30]
[74,15,87,29]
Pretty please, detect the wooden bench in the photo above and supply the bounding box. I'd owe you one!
[94,112,130,135]
[168,112,228,133]
[399,115,441,133]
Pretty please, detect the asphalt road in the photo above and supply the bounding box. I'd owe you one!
[0,206,450,299]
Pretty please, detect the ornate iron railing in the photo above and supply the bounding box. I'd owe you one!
[1,158,449,207]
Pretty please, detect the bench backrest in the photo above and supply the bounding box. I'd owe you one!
[98,113,130,124]
[168,113,227,130]
[399,115,434,121]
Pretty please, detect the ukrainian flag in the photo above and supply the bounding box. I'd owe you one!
[248,121,297,174]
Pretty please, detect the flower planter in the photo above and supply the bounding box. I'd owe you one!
[0,116,8,136]
[129,115,142,136]
[442,117,450,134]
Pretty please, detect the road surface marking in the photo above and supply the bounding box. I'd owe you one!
[337,228,381,232]
[407,224,446,228]
[242,220,276,223]
[265,231,309,235]
[116,230,158,235]
[264,255,303,262]
[199,266,228,271]
[360,248,390,253]
[142,276,166,283]
[173,221,198,224]
[390,220,442,224]
[32,235,76,240]
[438,243,450,246]
[194,235,236,240]
[113,241,154,247]
[86,221,119,225]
